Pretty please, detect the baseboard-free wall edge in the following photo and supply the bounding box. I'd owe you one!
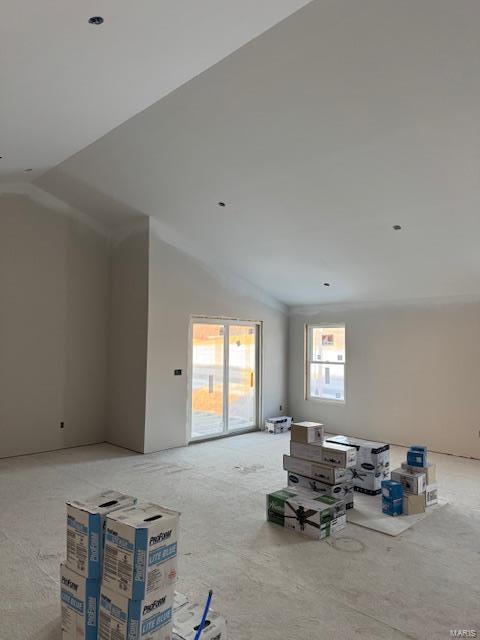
[0,439,107,461]
[104,439,144,455]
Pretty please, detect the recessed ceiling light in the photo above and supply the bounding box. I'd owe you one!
[88,16,104,25]
[218,201,226,207]
[323,282,331,287]
[393,224,402,230]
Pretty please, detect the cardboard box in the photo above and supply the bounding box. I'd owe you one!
[266,488,346,539]
[66,490,137,579]
[287,472,354,508]
[265,416,292,434]
[401,462,436,485]
[60,563,99,640]
[99,584,173,640]
[425,483,438,507]
[352,468,391,495]
[173,603,227,640]
[326,435,390,472]
[403,493,426,515]
[290,421,325,443]
[391,468,426,495]
[320,442,357,468]
[381,480,403,500]
[103,502,179,600]
[407,448,428,467]
[290,441,357,468]
[283,454,351,485]
[382,497,403,517]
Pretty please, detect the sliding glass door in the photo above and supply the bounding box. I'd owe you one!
[190,318,259,440]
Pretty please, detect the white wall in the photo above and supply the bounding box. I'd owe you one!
[289,301,480,459]
[0,194,109,458]
[144,219,288,453]
[107,220,149,453]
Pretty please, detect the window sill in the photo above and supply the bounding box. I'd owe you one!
[306,397,346,406]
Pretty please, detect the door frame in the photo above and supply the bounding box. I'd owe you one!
[187,315,263,443]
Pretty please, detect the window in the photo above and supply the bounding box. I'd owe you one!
[306,324,345,402]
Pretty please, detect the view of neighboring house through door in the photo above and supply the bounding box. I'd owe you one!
[189,317,260,441]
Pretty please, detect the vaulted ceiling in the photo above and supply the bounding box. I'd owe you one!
[5,0,480,305]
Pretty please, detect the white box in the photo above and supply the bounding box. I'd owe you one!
[401,462,436,485]
[290,441,357,468]
[60,563,99,640]
[321,442,357,468]
[99,584,173,640]
[425,483,438,506]
[286,472,354,507]
[66,490,137,579]
[265,416,292,433]
[103,502,179,600]
[352,468,391,495]
[283,454,351,485]
[173,603,227,640]
[327,435,390,472]
[290,421,325,443]
[391,468,426,495]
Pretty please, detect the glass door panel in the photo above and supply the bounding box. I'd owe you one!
[191,323,225,439]
[228,325,256,430]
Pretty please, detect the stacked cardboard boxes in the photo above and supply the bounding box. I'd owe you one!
[267,421,353,538]
[391,445,438,515]
[61,490,137,639]
[284,421,355,511]
[99,502,180,639]
[326,435,390,495]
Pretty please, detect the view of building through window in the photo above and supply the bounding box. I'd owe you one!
[307,325,345,401]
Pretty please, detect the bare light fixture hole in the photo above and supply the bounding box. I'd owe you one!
[24,168,33,172]
[324,282,331,287]
[393,224,402,230]
[88,16,104,25]
[218,201,226,207]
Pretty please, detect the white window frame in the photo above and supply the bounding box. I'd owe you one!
[305,323,346,404]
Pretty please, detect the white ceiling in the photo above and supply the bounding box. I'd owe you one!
[34,0,480,305]
[0,0,311,182]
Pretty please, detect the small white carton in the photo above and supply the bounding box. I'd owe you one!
[290,441,357,468]
[401,462,437,485]
[283,454,352,485]
[265,416,292,433]
[391,468,426,495]
[173,603,227,640]
[99,584,173,640]
[60,563,99,640]
[290,421,325,444]
[66,490,137,578]
[103,502,179,600]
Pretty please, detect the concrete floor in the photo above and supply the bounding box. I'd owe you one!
[1,431,479,640]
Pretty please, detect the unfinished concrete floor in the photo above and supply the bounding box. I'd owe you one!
[1,432,479,640]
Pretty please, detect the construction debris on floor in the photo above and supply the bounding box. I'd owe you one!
[60,490,227,639]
